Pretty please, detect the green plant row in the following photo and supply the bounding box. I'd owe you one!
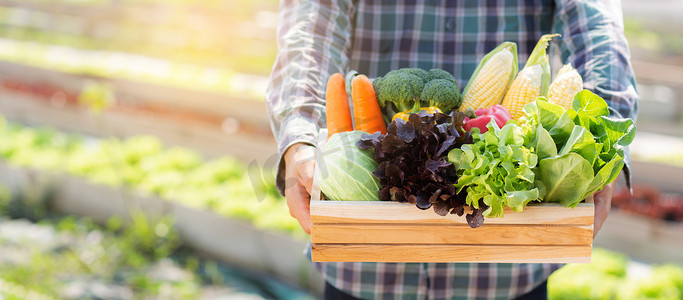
[0,38,268,100]
[548,248,683,300]
[0,114,305,239]
[0,204,313,299]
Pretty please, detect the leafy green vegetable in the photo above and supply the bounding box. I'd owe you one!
[318,130,380,201]
[559,125,598,166]
[572,89,610,117]
[582,154,624,200]
[521,91,636,207]
[532,125,557,160]
[448,120,542,220]
[538,153,594,207]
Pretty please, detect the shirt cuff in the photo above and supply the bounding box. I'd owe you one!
[274,115,320,196]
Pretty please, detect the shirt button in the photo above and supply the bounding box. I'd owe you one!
[445,17,456,31]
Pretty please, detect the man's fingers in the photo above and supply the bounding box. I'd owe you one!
[300,159,316,195]
[291,145,317,195]
[285,184,311,234]
[592,180,616,237]
[283,143,317,234]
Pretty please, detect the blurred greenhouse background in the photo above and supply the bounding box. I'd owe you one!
[0,0,682,299]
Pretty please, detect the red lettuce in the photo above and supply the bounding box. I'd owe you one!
[356,111,487,227]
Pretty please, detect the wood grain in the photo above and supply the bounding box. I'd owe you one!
[311,244,592,263]
[311,224,593,246]
[310,201,594,225]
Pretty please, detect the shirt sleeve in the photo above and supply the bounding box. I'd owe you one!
[265,0,354,195]
[551,0,639,187]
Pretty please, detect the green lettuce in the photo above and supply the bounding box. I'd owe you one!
[538,153,594,207]
[448,121,543,218]
[522,90,636,207]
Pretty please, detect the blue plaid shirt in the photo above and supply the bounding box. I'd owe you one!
[266,1,638,299]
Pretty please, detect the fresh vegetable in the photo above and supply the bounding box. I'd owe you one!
[522,91,636,208]
[357,111,475,224]
[392,106,442,122]
[352,74,387,134]
[463,104,512,134]
[324,73,353,139]
[372,69,424,112]
[400,67,430,82]
[448,121,543,221]
[318,130,380,201]
[425,68,457,83]
[0,115,304,238]
[501,34,559,119]
[459,42,519,111]
[547,64,584,109]
[420,79,462,113]
[373,68,461,119]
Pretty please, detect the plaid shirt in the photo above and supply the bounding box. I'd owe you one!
[266,1,638,299]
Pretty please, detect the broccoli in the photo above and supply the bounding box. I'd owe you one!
[374,70,424,112]
[401,68,430,83]
[426,68,456,83]
[420,79,462,113]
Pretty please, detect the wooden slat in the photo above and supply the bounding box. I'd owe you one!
[311,244,592,263]
[311,224,593,246]
[310,201,594,225]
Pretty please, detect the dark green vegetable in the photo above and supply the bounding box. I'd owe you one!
[420,79,462,113]
[522,90,636,208]
[373,68,461,118]
[426,68,456,83]
[448,121,542,220]
[401,68,430,82]
[374,70,424,111]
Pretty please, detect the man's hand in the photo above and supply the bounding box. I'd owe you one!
[283,143,317,234]
[593,180,617,237]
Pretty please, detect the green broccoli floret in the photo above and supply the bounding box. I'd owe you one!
[374,71,424,112]
[420,79,462,113]
[426,68,456,83]
[400,68,429,83]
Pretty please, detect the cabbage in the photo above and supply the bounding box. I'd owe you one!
[318,131,380,201]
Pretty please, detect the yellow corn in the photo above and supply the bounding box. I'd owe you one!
[547,64,583,110]
[501,64,543,119]
[459,42,518,111]
[501,33,559,119]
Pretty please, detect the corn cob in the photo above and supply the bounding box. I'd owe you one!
[501,33,560,119]
[547,64,583,110]
[459,42,518,112]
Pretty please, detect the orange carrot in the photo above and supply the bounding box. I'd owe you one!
[325,73,354,139]
[352,74,387,134]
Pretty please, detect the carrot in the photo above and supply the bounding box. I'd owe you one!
[352,74,387,134]
[325,73,354,139]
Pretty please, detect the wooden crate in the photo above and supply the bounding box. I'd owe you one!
[309,129,593,263]
[310,200,594,263]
